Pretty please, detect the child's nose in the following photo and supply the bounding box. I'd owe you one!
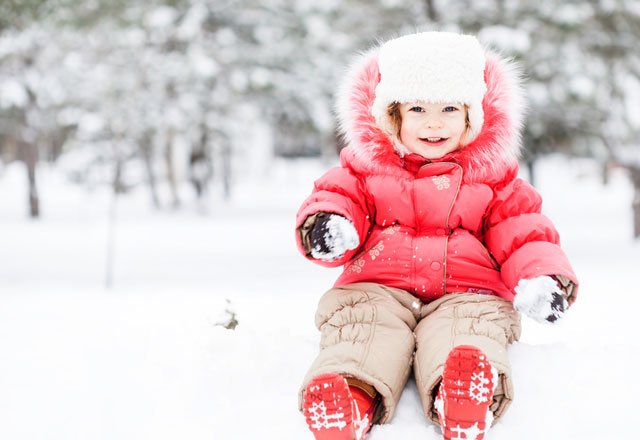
[424,115,443,129]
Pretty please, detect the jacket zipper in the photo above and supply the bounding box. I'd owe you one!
[411,179,418,292]
[414,162,464,296]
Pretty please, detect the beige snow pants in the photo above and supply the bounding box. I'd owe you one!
[298,282,522,426]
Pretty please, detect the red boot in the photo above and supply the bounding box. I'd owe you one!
[435,345,497,440]
[302,373,377,440]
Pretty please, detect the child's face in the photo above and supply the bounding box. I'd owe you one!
[398,101,467,159]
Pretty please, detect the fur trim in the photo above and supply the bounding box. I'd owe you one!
[336,46,526,185]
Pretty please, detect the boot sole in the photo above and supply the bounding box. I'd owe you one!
[441,345,494,440]
[303,373,356,440]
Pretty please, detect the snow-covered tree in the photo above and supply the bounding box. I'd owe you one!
[3,0,639,235]
[0,26,79,217]
[585,0,640,237]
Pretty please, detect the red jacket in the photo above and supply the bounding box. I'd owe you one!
[295,49,578,303]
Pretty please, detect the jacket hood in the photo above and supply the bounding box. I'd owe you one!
[335,46,526,185]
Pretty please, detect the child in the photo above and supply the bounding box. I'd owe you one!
[295,31,578,440]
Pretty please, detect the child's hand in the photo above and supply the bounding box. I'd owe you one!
[310,213,359,261]
[513,276,568,324]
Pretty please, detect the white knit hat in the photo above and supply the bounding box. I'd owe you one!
[372,32,487,145]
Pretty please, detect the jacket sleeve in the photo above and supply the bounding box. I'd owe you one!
[295,166,372,267]
[484,178,579,305]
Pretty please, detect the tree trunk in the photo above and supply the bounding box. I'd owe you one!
[190,124,211,199]
[526,158,536,187]
[601,160,610,185]
[634,192,640,239]
[105,181,118,289]
[629,166,640,239]
[424,0,438,21]
[165,129,181,208]
[140,132,161,209]
[105,146,123,289]
[221,142,232,200]
[600,134,640,239]
[23,141,39,218]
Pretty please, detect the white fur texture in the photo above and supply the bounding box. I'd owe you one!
[372,32,487,144]
[514,276,568,324]
[334,44,526,185]
[310,215,359,261]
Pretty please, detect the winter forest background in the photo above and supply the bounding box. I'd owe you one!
[2,0,640,227]
[1,1,640,439]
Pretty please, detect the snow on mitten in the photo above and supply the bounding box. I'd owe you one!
[310,213,359,261]
[514,276,568,323]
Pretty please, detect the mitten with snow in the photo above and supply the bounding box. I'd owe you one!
[513,276,568,323]
[310,213,359,261]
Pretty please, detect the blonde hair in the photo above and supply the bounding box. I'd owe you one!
[386,102,472,148]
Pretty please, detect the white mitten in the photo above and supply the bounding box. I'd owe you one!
[514,276,568,323]
[309,213,359,261]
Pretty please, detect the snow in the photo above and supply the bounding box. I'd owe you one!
[514,276,567,324]
[569,75,596,99]
[477,26,530,54]
[0,78,28,108]
[0,155,639,439]
[311,214,360,261]
[554,3,594,25]
[143,6,177,29]
[188,47,219,78]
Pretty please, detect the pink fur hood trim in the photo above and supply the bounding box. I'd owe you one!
[335,47,526,185]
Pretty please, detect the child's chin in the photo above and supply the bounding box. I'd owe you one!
[405,141,458,159]
[419,144,461,159]
[417,148,448,160]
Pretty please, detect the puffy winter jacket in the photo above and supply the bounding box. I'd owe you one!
[295,49,578,304]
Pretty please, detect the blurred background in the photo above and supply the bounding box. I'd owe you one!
[1,0,639,226]
[1,2,639,439]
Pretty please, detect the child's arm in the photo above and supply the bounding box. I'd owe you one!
[483,178,579,318]
[295,166,372,267]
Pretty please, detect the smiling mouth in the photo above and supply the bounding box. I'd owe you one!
[420,137,448,144]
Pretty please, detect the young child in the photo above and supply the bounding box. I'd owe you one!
[295,31,578,440]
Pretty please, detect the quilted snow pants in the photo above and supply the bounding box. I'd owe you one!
[298,282,522,426]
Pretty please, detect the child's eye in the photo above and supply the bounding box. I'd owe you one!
[443,106,458,112]
[409,106,424,112]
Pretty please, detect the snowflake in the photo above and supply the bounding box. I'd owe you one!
[347,257,365,274]
[469,371,491,404]
[381,225,401,234]
[368,241,384,260]
[307,400,347,431]
[450,422,484,440]
[432,175,451,190]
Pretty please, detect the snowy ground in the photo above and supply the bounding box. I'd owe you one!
[0,155,638,439]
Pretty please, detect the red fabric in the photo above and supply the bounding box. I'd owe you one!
[302,373,373,440]
[349,386,376,421]
[437,345,494,440]
[295,49,578,303]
